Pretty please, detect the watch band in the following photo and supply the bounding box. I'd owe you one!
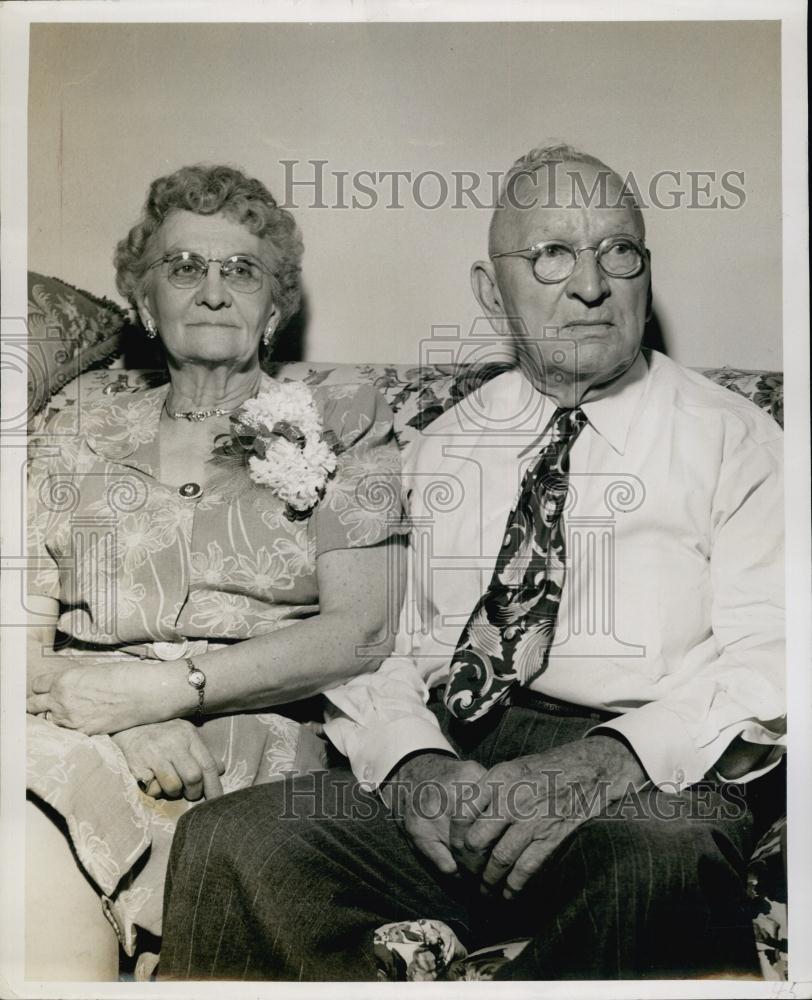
[184,657,206,716]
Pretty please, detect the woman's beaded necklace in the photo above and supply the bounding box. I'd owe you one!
[164,402,236,422]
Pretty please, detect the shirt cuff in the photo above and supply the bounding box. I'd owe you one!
[593,701,788,790]
[323,713,455,790]
[591,703,704,790]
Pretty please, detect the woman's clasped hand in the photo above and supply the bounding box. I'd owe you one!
[112,720,225,801]
[27,660,192,736]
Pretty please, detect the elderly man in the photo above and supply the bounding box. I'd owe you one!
[159,144,784,981]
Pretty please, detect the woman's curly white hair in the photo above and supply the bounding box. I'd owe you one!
[114,164,303,328]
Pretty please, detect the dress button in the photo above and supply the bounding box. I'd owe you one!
[178,482,203,500]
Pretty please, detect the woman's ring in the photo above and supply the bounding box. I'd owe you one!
[43,711,53,723]
[137,770,155,792]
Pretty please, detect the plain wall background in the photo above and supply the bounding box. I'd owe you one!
[28,20,782,369]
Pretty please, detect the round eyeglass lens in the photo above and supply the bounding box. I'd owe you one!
[532,242,576,282]
[531,237,644,282]
[597,237,644,277]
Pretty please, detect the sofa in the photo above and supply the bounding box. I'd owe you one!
[25,271,787,980]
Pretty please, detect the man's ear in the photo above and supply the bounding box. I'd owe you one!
[471,260,510,336]
[645,251,653,322]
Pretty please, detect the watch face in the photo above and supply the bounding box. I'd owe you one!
[188,668,206,690]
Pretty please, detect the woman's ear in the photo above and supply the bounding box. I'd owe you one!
[471,260,510,337]
[135,290,155,332]
[261,302,282,346]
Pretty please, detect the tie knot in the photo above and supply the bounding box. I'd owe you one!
[550,406,588,444]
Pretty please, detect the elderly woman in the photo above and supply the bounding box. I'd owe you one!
[25,164,406,979]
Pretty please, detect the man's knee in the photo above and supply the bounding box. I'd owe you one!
[170,781,289,890]
[566,799,751,892]
[534,802,755,969]
[501,804,756,979]
[170,770,377,881]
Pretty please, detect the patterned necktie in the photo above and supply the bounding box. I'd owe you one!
[444,406,588,721]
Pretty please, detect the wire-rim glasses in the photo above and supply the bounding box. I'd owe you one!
[146,251,270,293]
[491,234,647,284]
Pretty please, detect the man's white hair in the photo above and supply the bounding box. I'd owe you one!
[489,142,645,252]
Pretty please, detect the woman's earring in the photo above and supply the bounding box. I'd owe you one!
[262,324,274,347]
[145,319,158,340]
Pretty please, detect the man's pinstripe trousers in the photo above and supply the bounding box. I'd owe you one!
[159,702,760,981]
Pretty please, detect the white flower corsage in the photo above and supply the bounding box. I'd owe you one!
[219,381,339,520]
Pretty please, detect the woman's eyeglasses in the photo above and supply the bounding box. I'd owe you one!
[146,251,270,293]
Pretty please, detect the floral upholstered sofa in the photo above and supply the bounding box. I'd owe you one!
[26,272,787,980]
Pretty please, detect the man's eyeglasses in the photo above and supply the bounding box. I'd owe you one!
[490,234,647,284]
[146,251,270,293]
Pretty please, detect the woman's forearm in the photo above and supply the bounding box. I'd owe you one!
[27,605,389,715]
[189,541,402,717]
[148,544,402,723]
[27,609,395,734]
[195,609,394,714]
[26,542,405,733]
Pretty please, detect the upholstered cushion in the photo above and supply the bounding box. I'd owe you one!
[31,360,784,443]
[749,815,788,980]
[700,367,784,427]
[27,272,129,420]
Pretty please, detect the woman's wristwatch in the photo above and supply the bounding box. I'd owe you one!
[184,657,206,716]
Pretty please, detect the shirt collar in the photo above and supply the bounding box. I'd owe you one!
[578,351,650,454]
[489,351,650,457]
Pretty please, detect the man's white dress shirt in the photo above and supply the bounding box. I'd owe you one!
[324,351,785,791]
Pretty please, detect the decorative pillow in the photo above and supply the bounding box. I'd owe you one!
[27,272,129,420]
